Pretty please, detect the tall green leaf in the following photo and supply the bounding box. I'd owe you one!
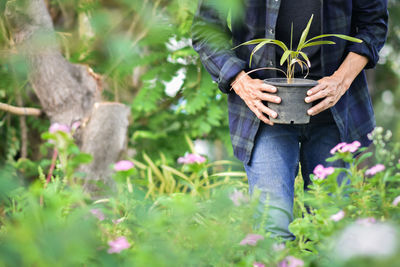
[232,38,272,49]
[299,52,311,67]
[268,40,289,52]
[280,50,292,66]
[249,40,271,67]
[307,34,363,43]
[300,40,336,49]
[233,39,288,53]
[297,14,314,51]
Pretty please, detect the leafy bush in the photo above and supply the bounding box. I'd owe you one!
[1,125,400,266]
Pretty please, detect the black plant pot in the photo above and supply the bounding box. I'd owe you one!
[264,78,318,124]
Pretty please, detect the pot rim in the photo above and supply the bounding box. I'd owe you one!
[264,78,318,87]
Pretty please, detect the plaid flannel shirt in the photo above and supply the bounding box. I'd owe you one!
[191,0,388,164]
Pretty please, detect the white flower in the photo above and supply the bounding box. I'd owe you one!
[334,222,398,260]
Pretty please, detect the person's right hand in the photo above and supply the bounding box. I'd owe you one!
[231,71,281,126]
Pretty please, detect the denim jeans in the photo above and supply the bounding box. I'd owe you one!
[244,121,345,240]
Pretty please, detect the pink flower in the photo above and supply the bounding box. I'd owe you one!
[253,262,265,267]
[107,236,131,254]
[356,217,376,226]
[90,208,105,221]
[330,142,347,154]
[330,141,361,154]
[229,189,249,206]
[239,233,264,246]
[71,121,81,131]
[177,153,206,164]
[365,164,385,176]
[392,195,400,206]
[279,256,304,267]
[49,123,70,134]
[114,160,134,171]
[330,210,345,222]
[313,164,335,180]
[341,141,361,153]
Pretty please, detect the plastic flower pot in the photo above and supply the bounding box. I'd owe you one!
[264,78,318,124]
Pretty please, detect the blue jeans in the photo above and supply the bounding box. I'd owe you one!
[244,121,345,240]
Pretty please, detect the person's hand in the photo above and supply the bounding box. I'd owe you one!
[305,52,369,116]
[231,71,281,125]
[304,74,349,116]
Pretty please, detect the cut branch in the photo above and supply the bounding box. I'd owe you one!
[16,87,28,158]
[0,102,42,116]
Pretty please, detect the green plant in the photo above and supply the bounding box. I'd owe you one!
[289,127,400,258]
[41,126,93,186]
[234,15,363,83]
[130,136,247,199]
[1,123,400,266]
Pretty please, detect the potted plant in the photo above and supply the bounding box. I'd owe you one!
[233,15,362,124]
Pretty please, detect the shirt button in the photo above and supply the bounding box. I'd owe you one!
[269,28,274,35]
[269,60,273,66]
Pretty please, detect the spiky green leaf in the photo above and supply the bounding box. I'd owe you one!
[280,50,292,66]
[299,52,311,67]
[307,34,363,43]
[297,15,314,51]
[301,41,336,49]
[232,38,274,50]
[249,40,271,67]
[270,40,289,52]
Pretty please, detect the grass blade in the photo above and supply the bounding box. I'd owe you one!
[210,171,247,178]
[161,165,194,186]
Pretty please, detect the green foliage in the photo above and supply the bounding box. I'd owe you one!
[41,129,93,184]
[0,169,101,266]
[131,152,246,199]
[1,123,400,266]
[0,0,233,167]
[287,127,400,265]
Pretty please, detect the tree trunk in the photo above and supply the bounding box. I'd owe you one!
[5,0,130,194]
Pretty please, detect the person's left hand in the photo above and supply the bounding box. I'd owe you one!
[304,75,349,116]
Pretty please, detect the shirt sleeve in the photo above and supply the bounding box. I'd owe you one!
[191,0,246,94]
[346,0,388,69]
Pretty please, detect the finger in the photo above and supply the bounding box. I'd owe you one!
[255,101,278,118]
[305,88,329,103]
[251,106,274,125]
[307,98,333,116]
[257,92,281,104]
[259,82,277,93]
[307,82,328,96]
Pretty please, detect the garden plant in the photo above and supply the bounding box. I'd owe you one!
[234,15,362,83]
[1,123,400,266]
[233,15,362,124]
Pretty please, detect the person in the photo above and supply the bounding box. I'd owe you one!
[191,0,388,240]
